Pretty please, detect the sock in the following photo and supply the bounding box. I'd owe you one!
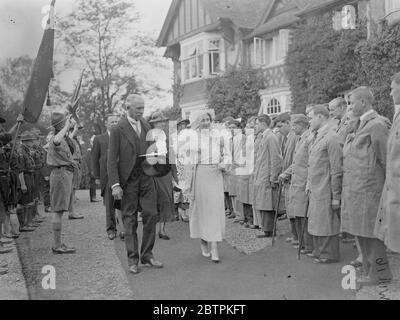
[52,221,62,248]
[16,208,25,228]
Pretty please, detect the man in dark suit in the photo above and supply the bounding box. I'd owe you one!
[108,94,163,274]
[92,114,120,240]
[87,135,100,203]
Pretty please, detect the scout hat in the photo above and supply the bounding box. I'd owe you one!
[177,118,190,127]
[292,114,309,127]
[149,111,169,124]
[51,111,66,128]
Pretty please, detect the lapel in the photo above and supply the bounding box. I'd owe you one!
[120,117,139,149]
[358,110,377,132]
[313,124,331,147]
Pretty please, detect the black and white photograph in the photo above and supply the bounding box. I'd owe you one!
[0,0,400,304]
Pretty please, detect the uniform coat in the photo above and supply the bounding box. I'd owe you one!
[375,110,400,252]
[341,111,390,238]
[282,131,299,218]
[253,129,282,211]
[289,130,312,218]
[307,124,343,236]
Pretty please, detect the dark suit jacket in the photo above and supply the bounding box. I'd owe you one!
[92,133,110,194]
[107,117,152,189]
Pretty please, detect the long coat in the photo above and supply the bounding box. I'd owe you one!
[288,130,312,218]
[341,111,390,238]
[375,110,400,252]
[237,133,255,205]
[282,131,299,218]
[308,124,343,236]
[253,129,282,211]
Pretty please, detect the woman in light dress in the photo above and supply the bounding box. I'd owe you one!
[184,112,230,263]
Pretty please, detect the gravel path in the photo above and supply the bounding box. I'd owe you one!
[14,191,133,300]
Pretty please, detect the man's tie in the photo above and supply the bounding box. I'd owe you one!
[129,119,140,136]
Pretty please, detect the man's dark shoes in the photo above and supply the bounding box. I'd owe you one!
[158,233,170,240]
[129,265,140,274]
[44,206,51,213]
[141,258,163,269]
[119,232,125,240]
[108,232,116,240]
[52,244,76,254]
[68,214,84,220]
[19,226,35,232]
[257,232,272,238]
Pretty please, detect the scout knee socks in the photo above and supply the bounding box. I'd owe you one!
[17,208,25,229]
[52,221,62,249]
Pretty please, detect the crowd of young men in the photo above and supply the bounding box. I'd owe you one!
[224,73,400,287]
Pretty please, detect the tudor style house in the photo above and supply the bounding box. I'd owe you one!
[158,0,400,119]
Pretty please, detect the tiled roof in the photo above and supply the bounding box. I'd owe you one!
[297,0,351,16]
[201,0,270,29]
[249,11,299,37]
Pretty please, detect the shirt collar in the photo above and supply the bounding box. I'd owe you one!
[317,122,330,135]
[360,109,374,123]
[395,105,400,118]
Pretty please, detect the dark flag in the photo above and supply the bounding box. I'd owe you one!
[22,0,55,123]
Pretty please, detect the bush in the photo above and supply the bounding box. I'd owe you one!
[207,66,264,121]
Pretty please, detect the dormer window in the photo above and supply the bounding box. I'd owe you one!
[180,33,225,83]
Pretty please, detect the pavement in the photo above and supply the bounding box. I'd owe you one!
[2,189,399,300]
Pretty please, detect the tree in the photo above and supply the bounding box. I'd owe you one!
[58,0,168,134]
[207,66,264,120]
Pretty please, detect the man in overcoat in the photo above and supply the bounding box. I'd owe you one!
[253,115,283,238]
[283,114,313,253]
[92,113,122,240]
[341,87,392,285]
[276,112,299,246]
[375,73,400,256]
[307,105,343,263]
[108,94,162,274]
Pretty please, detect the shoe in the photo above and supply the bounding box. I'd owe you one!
[0,267,8,276]
[90,198,101,203]
[257,232,272,238]
[227,214,235,219]
[3,233,19,239]
[239,221,245,225]
[278,213,287,221]
[300,249,312,255]
[129,264,140,274]
[52,244,76,254]
[107,232,116,240]
[0,246,13,254]
[292,244,300,249]
[44,207,51,213]
[350,260,363,268]
[141,258,163,269]
[210,242,219,263]
[28,223,39,228]
[313,258,338,264]
[233,218,242,223]
[291,240,299,246]
[286,237,294,243]
[306,253,318,258]
[19,226,35,232]
[244,223,250,228]
[0,238,13,245]
[250,225,260,229]
[158,233,170,240]
[201,240,211,258]
[119,232,125,240]
[68,214,84,220]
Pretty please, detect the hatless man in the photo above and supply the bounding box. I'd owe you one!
[328,97,349,143]
[253,115,283,238]
[276,112,299,246]
[108,94,162,274]
[341,86,392,286]
[92,113,123,240]
[307,105,343,263]
[375,73,400,256]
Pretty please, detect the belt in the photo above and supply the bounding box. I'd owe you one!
[53,166,74,173]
